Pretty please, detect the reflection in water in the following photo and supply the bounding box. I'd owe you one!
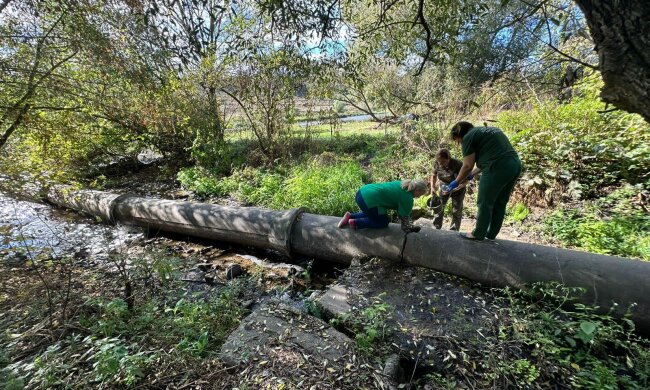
[0,193,143,263]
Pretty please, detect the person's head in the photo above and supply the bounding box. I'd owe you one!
[401,179,428,198]
[436,148,451,166]
[450,121,474,144]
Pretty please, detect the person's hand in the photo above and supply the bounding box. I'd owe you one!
[467,173,474,181]
[447,180,459,191]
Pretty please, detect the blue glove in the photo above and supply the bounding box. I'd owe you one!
[447,180,459,191]
[467,173,474,181]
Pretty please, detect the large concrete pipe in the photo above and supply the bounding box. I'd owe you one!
[292,214,650,330]
[47,186,650,331]
[47,186,303,256]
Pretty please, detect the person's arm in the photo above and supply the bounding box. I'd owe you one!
[456,153,475,183]
[398,195,420,232]
[447,154,476,192]
[430,172,438,194]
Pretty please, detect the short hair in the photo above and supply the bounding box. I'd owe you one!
[401,179,428,193]
[450,121,474,140]
[436,148,450,159]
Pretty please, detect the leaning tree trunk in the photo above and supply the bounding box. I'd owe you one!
[574,0,650,122]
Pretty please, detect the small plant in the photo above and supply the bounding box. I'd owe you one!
[304,299,323,319]
[545,207,649,259]
[506,202,530,223]
[337,294,393,354]
[91,338,151,386]
[491,282,650,389]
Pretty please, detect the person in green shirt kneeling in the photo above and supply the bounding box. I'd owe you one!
[338,179,427,233]
[447,121,522,241]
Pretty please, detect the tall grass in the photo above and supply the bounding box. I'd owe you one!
[178,154,364,216]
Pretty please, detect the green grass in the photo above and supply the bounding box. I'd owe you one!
[178,155,365,216]
[291,120,401,138]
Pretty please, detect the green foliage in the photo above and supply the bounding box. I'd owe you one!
[506,202,530,223]
[82,286,247,359]
[544,186,650,259]
[501,359,540,385]
[178,155,364,216]
[304,299,323,319]
[270,157,363,215]
[335,295,393,354]
[177,167,234,198]
[25,334,153,388]
[498,74,650,201]
[90,338,151,386]
[493,283,650,389]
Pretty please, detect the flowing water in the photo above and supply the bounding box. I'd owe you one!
[0,192,143,265]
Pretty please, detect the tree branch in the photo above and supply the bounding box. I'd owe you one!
[414,0,433,75]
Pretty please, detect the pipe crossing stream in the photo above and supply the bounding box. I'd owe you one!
[47,185,650,332]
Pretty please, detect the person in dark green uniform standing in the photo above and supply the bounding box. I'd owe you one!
[338,179,427,233]
[446,121,522,241]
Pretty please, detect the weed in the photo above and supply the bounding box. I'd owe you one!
[178,155,363,216]
[506,202,530,223]
[335,294,393,354]
[492,282,650,388]
[545,203,649,260]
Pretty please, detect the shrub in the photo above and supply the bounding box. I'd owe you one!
[544,186,649,260]
[498,73,650,202]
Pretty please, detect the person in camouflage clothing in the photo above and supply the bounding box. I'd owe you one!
[430,149,468,231]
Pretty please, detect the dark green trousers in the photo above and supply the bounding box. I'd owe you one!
[473,156,522,240]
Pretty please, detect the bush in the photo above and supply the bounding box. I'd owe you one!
[544,186,649,260]
[498,73,650,201]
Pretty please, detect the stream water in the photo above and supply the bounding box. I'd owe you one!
[0,191,339,289]
[296,112,388,127]
[0,192,143,265]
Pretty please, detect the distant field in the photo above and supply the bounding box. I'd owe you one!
[224,119,402,141]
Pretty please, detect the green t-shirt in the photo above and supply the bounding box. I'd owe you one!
[461,127,519,171]
[359,181,414,217]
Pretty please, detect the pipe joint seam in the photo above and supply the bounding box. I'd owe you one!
[283,207,306,258]
[108,193,136,224]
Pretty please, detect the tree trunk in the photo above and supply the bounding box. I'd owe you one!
[574,0,650,122]
[208,86,224,142]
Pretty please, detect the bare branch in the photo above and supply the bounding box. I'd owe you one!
[414,0,433,75]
